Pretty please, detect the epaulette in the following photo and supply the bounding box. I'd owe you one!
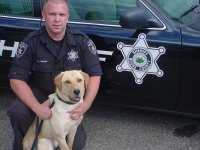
[70,28,89,39]
[24,27,45,41]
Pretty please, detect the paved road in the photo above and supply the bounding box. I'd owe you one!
[1,90,200,150]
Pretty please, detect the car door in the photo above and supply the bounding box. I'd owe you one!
[178,27,200,115]
[150,0,200,115]
[0,0,41,87]
[68,0,180,111]
[156,0,200,115]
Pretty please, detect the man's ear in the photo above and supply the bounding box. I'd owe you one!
[81,71,89,89]
[54,72,64,91]
[41,9,46,21]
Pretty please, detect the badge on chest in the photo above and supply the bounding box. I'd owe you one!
[67,49,79,62]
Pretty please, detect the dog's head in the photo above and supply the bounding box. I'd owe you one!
[54,70,89,104]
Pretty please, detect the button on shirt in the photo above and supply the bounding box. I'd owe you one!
[9,27,102,94]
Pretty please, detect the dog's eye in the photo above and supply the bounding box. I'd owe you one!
[65,80,71,84]
[77,78,82,82]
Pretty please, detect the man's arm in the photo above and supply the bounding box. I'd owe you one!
[70,75,101,120]
[10,79,51,119]
[82,75,101,112]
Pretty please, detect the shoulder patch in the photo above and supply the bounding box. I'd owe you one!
[87,39,97,55]
[16,42,28,58]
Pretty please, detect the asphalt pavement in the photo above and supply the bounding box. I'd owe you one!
[1,90,200,150]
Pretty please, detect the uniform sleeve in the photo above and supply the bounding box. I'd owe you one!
[8,39,33,82]
[80,37,102,76]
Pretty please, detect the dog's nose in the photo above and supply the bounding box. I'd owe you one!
[74,89,80,95]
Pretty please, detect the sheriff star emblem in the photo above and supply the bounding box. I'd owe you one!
[67,49,79,62]
[116,33,166,84]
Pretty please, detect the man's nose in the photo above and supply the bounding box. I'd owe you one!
[55,15,60,21]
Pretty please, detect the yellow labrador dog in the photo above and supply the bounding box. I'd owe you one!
[23,70,89,150]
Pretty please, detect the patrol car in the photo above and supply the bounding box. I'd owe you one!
[1,0,200,116]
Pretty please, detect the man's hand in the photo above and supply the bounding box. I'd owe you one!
[35,100,52,120]
[69,76,101,120]
[69,103,86,120]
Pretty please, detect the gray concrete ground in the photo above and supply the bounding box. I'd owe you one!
[1,90,200,150]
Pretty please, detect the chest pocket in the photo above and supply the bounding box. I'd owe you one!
[31,61,57,93]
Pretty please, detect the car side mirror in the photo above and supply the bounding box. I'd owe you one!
[119,7,162,30]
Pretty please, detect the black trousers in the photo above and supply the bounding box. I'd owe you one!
[7,88,86,150]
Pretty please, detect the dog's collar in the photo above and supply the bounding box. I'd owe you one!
[50,100,55,108]
[56,94,77,105]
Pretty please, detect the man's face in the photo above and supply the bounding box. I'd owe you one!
[42,0,69,36]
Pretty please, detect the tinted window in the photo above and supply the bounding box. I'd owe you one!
[154,0,198,18]
[68,0,136,25]
[0,0,34,17]
[153,0,200,31]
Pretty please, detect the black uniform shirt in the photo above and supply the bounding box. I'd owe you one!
[8,26,102,94]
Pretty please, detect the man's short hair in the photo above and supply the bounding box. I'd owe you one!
[42,0,69,10]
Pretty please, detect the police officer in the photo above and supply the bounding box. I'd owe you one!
[7,0,102,149]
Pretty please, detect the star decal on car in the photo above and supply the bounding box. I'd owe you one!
[116,33,166,84]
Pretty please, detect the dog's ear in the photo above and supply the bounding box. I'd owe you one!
[81,71,89,89]
[54,72,64,91]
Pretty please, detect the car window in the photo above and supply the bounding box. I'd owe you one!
[153,0,199,19]
[68,0,136,25]
[153,0,200,31]
[0,0,34,17]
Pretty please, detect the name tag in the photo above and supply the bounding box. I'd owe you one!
[36,60,48,63]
